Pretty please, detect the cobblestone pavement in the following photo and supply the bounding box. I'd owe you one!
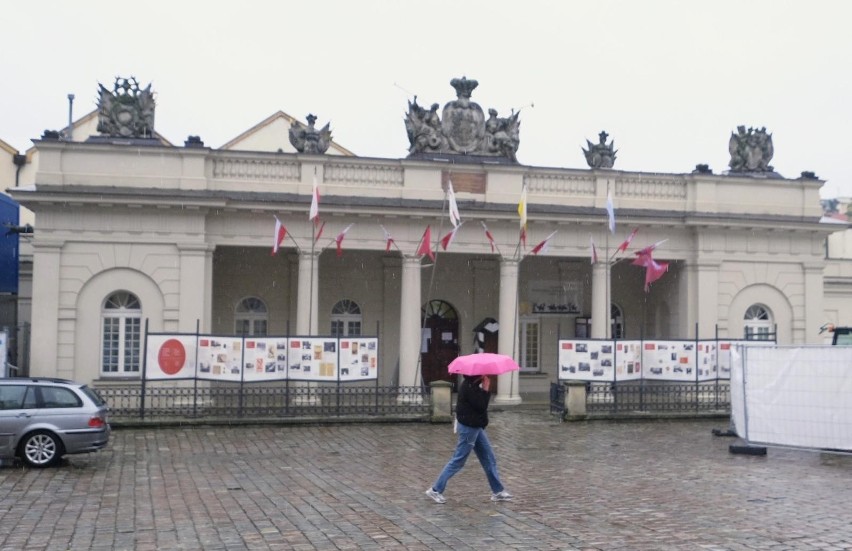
[1,410,851,551]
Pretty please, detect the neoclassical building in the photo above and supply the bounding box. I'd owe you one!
[5,77,851,403]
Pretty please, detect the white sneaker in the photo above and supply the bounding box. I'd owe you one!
[426,488,446,504]
[491,490,513,502]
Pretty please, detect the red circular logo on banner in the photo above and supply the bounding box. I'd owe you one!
[158,339,186,375]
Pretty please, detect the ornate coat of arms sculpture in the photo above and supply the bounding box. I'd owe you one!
[728,126,774,173]
[96,77,156,138]
[405,77,520,162]
[289,114,332,154]
[583,131,617,169]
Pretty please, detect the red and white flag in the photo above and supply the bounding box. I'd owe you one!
[272,216,287,255]
[313,219,326,244]
[634,239,668,258]
[590,235,598,264]
[440,223,463,251]
[643,258,669,292]
[380,224,395,252]
[447,180,461,228]
[309,173,320,221]
[417,225,435,261]
[481,221,497,253]
[531,230,558,255]
[616,228,639,253]
[335,223,354,257]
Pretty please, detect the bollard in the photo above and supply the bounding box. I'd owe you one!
[563,381,587,420]
[429,381,454,423]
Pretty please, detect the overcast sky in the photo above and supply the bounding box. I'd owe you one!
[2,0,850,197]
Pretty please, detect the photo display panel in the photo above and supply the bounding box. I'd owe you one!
[145,334,198,380]
[641,341,697,381]
[196,335,244,381]
[288,337,340,381]
[243,338,289,382]
[338,338,379,381]
[558,340,616,382]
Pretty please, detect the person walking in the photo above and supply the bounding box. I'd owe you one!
[425,374,513,504]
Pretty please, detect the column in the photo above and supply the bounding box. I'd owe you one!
[29,241,62,378]
[398,255,423,403]
[177,243,214,333]
[803,262,824,344]
[495,258,522,405]
[296,250,320,335]
[591,261,608,338]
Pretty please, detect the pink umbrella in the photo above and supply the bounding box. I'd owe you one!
[447,353,520,376]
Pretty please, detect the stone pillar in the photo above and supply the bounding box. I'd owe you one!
[495,258,522,405]
[29,242,62,378]
[296,250,320,335]
[177,243,214,333]
[803,262,824,345]
[429,381,453,423]
[563,381,588,419]
[591,261,608,338]
[398,255,423,403]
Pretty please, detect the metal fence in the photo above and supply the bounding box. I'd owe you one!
[96,382,431,421]
[550,381,730,416]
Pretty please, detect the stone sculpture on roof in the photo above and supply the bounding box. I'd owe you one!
[289,114,332,154]
[404,77,521,162]
[728,126,774,173]
[96,77,156,138]
[583,131,617,169]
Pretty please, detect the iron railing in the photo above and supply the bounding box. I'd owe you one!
[550,381,730,416]
[97,382,431,421]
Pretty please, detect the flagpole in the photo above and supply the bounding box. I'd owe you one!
[309,219,315,334]
[605,181,611,339]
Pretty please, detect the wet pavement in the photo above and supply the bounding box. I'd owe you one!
[1,409,851,550]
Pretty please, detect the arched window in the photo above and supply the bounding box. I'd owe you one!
[235,297,268,336]
[744,304,774,340]
[331,299,362,336]
[101,291,142,374]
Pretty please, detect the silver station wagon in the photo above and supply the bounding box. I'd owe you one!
[0,378,111,467]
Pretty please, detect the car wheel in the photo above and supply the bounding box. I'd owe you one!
[19,430,64,468]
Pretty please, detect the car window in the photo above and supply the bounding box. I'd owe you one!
[80,386,106,407]
[22,386,38,408]
[0,385,27,410]
[40,386,83,408]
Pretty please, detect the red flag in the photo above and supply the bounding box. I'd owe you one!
[644,258,669,292]
[380,224,395,252]
[481,221,497,253]
[531,230,558,255]
[617,228,638,253]
[634,239,668,257]
[314,219,326,244]
[440,225,461,251]
[417,225,435,261]
[335,223,354,257]
[590,235,598,264]
[309,173,320,221]
[272,216,286,255]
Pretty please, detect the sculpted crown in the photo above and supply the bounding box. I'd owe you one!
[450,77,479,99]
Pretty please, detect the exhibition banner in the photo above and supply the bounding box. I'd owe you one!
[144,332,378,382]
[558,338,754,382]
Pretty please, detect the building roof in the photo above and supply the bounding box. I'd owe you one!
[219,111,355,156]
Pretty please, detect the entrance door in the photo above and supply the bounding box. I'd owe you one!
[420,300,459,386]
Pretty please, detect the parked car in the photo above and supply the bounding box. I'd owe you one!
[0,378,110,467]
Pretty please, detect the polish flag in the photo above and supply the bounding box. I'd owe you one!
[531,230,558,255]
[644,258,669,292]
[634,239,668,258]
[440,223,463,251]
[309,173,320,221]
[617,228,639,253]
[518,183,528,247]
[314,219,326,244]
[272,216,286,255]
[380,224,395,252]
[417,225,435,261]
[335,223,354,257]
[447,180,461,228]
[590,235,598,264]
[482,221,497,253]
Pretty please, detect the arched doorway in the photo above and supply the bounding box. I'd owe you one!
[420,299,459,386]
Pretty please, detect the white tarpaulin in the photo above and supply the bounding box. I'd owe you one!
[732,345,852,451]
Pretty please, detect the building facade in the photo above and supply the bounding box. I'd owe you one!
[4,78,850,403]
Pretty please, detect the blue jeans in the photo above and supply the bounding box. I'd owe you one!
[432,422,505,494]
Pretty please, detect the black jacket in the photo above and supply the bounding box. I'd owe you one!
[455,376,491,428]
